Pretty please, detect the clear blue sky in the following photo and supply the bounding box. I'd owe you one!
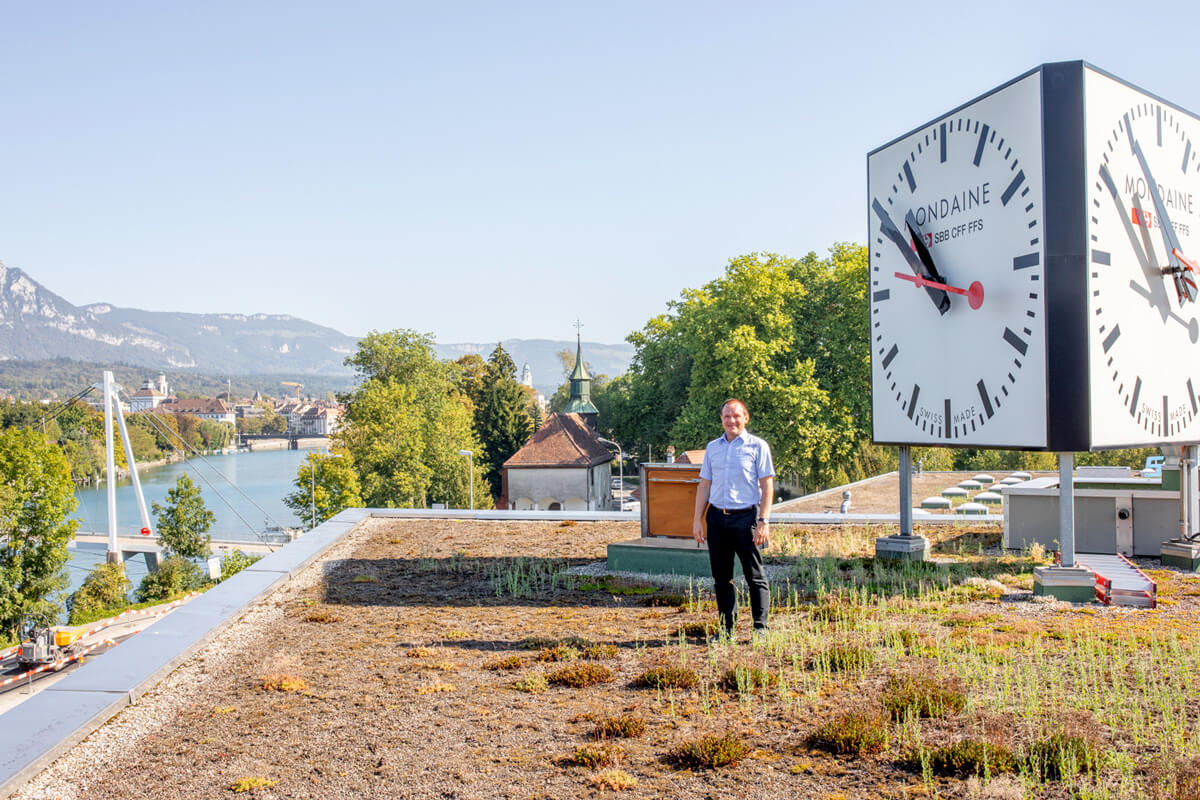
[3,1,1199,344]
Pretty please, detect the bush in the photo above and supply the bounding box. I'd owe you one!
[806,709,890,756]
[135,555,207,602]
[221,549,261,580]
[589,769,638,790]
[260,673,308,692]
[513,674,548,693]
[674,621,717,639]
[632,666,699,690]
[593,715,646,740]
[903,739,1018,777]
[68,562,131,624]
[667,733,749,769]
[547,663,614,688]
[881,673,967,720]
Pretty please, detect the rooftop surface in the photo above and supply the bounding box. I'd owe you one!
[10,515,1200,799]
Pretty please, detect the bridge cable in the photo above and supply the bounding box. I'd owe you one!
[123,400,280,544]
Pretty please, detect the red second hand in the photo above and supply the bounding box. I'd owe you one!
[894,271,985,310]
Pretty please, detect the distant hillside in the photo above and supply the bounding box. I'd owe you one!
[0,261,634,397]
[0,262,358,375]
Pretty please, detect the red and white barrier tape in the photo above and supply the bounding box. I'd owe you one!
[0,638,115,689]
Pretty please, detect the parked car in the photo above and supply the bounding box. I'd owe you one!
[1141,456,1165,478]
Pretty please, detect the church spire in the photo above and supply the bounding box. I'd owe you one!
[564,321,599,424]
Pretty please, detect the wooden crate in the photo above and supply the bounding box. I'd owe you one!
[640,463,702,538]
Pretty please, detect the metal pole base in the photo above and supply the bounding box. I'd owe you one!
[875,534,930,561]
[1161,540,1200,572]
[106,550,123,565]
[1033,565,1095,603]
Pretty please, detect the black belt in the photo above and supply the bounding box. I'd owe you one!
[711,505,754,515]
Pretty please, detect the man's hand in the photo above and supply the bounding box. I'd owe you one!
[753,520,769,548]
[693,518,706,544]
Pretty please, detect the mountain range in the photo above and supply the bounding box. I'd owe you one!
[0,262,633,396]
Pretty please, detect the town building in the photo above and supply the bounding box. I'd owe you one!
[157,397,236,426]
[501,331,613,510]
[129,378,168,412]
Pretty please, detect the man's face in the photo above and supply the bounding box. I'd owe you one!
[721,402,748,439]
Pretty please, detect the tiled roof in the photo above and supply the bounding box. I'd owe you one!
[503,413,612,468]
[678,449,706,465]
[159,398,232,415]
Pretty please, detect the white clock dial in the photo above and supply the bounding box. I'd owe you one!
[1086,70,1200,446]
[869,73,1047,447]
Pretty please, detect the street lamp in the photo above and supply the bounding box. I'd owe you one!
[457,449,474,510]
[597,437,623,511]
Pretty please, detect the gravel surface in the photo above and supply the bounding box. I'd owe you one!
[9,517,1198,800]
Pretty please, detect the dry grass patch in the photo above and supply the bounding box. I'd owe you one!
[547,663,614,688]
[512,674,548,694]
[811,642,874,672]
[229,776,278,792]
[632,665,699,690]
[302,608,340,623]
[881,672,966,719]
[566,743,622,769]
[260,673,308,693]
[666,733,750,770]
[903,738,1018,777]
[484,655,523,671]
[719,664,777,693]
[589,768,638,790]
[537,644,579,662]
[417,683,456,694]
[806,708,890,756]
[673,621,717,639]
[592,714,646,740]
[581,643,619,660]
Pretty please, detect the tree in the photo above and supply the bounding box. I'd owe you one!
[472,345,534,498]
[152,474,214,559]
[68,562,131,624]
[136,555,206,602]
[283,451,364,529]
[336,330,489,509]
[0,427,78,640]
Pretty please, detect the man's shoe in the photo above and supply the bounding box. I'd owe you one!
[751,627,768,644]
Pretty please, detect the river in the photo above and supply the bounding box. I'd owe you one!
[66,447,322,597]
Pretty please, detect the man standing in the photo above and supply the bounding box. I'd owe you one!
[691,398,774,639]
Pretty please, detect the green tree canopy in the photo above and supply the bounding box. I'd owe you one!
[607,249,867,492]
[284,450,364,529]
[336,329,489,509]
[0,427,78,639]
[469,344,534,499]
[152,473,215,559]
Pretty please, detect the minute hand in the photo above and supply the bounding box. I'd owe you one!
[871,199,951,315]
[1131,137,1197,303]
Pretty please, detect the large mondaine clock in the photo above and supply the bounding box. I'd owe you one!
[869,72,1047,448]
[869,62,1200,452]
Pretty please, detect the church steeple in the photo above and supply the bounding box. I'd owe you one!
[563,322,599,425]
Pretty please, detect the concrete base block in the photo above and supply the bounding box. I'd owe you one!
[1161,540,1200,571]
[607,537,713,578]
[875,534,930,561]
[1033,565,1096,603]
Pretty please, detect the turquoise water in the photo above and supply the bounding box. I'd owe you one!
[65,447,321,598]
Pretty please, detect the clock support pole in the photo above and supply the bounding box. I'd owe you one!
[1034,452,1096,600]
[1162,445,1200,571]
[875,445,930,561]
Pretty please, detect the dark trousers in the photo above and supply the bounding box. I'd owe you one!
[705,505,769,633]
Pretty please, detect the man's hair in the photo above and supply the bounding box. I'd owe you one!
[721,398,748,415]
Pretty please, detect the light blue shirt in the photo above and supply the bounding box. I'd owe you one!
[699,431,774,509]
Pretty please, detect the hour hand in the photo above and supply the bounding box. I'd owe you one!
[905,212,946,283]
[1130,134,1196,305]
[871,199,950,315]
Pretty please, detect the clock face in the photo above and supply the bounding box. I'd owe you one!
[868,72,1047,447]
[1085,69,1200,447]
